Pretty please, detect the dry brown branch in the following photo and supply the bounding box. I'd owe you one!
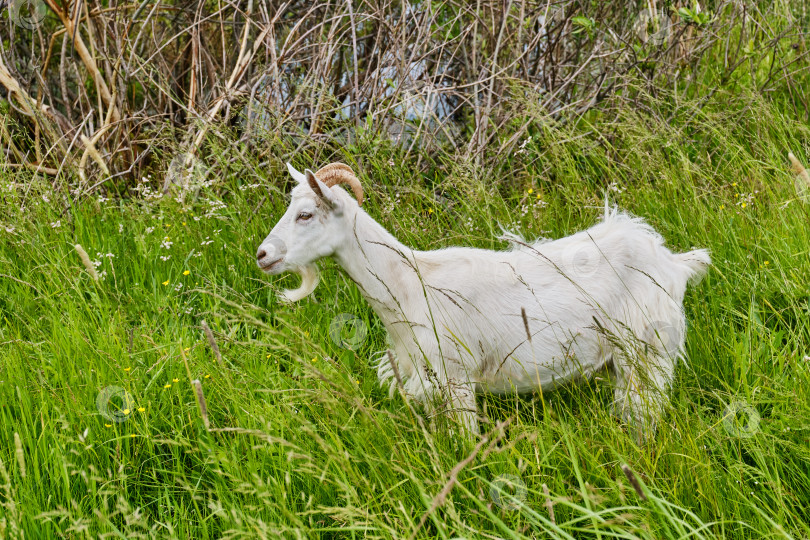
[0,54,68,162]
[182,0,286,176]
[0,0,805,190]
[42,0,121,123]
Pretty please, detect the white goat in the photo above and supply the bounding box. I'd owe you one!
[257,162,710,438]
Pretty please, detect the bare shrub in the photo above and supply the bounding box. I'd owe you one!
[0,1,807,197]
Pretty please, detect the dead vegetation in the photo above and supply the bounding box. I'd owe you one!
[0,0,807,199]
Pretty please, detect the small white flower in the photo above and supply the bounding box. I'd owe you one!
[50,221,61,228]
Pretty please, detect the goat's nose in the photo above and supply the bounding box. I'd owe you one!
[257,249,267,260]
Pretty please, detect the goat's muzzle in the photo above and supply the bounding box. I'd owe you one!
[257,237,287,273]
[257,257,284,272]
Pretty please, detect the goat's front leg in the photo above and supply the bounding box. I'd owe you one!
[375,349,398,398]
[388,346,481,435]
[421,363,480,436]
[446,383,479,435]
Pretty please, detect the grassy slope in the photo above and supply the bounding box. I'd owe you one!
[1,94,809,538]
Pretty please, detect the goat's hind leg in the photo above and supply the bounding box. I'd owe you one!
[611,322,681,441]
[612,358,674,442]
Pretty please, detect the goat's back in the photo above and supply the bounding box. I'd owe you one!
[405,211,708,387]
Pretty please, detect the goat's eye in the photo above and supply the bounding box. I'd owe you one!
[297,212,313,222]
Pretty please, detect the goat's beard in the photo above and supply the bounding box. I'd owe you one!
[279,264,319,303]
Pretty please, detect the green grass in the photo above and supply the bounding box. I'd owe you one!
[1,93,809,538]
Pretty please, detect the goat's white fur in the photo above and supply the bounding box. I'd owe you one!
[257,163,711,438]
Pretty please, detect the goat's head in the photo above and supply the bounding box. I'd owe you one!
[256,162,364,302]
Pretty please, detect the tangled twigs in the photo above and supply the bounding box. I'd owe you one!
[184,1,287,160]
[42,0,121,124]
[0,55,68,173]
[0,0,806,188]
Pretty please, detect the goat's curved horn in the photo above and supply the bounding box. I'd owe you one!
[314,163,364,206]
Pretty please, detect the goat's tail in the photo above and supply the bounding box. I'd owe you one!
[677,249,711,285]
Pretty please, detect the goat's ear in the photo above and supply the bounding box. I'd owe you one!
[305,169,342,213]
[287,163,307,184]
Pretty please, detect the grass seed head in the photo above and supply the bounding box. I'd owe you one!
[74,244,99,281]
